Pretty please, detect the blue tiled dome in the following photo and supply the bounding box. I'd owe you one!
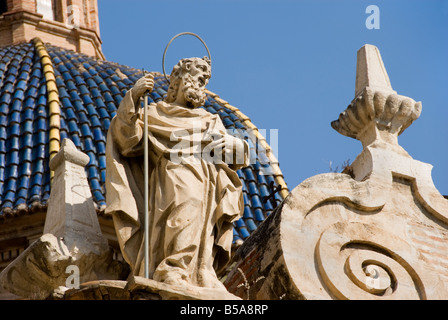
[0,40,288,244]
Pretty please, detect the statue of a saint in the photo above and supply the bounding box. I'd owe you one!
[105,57,249,290]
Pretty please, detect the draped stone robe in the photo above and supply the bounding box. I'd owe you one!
[105,90,249,288]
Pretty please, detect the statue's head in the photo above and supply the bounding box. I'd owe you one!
[165,56,211,108]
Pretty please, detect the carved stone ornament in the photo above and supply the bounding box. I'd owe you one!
[0,139,126,299]
[224,44,448,300]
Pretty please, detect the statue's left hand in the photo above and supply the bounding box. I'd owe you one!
[207,135,247,163]
[131,73,155,103]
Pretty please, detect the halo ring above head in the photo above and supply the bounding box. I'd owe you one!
[162,32,212,83]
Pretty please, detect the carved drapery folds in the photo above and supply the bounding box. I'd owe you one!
[224,44,448,300]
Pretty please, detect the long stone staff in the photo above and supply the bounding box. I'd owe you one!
[142,69,150,279]
[141,33,211,278]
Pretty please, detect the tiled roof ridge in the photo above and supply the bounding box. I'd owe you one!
[32,38,61,183]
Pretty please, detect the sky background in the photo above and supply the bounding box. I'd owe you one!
[98,0,447,195]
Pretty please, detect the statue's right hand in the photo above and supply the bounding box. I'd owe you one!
[131,73,154,103]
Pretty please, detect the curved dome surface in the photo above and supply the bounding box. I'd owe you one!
[0,39,289,243]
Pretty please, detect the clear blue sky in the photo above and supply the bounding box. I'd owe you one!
[98,0,448,195]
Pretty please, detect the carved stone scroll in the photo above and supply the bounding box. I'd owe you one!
[224,44,448,300]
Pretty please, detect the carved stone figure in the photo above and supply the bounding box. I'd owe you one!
[105,57,249,292]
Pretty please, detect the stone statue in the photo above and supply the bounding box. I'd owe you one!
[105,57,249,292]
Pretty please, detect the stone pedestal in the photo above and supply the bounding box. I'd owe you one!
[60,276,241,300]
[59,280,130,300]
[224,44,448,300]
[126,276,241,300]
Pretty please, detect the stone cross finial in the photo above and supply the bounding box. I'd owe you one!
[355,44,395,97]
[331,44,421,153]
[44,138,106,248]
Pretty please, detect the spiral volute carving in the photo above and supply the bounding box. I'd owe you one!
[315,222,425,300]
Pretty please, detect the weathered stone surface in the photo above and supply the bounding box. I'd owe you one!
[224,44,448,300]
[224,206,302,300]
[58,276,242,300]
[45,138,109,252]
[355,44,395,97]
[0,234,75,300]
[62,280,130,300]
[332,46,421,150]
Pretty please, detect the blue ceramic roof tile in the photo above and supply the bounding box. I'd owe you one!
[236,169,245,181]
[242,192,250,205]
[245,218,258,232]
[251,195,263,209]
[259,184,270,198]
[263,199,274,211]
[0,41,286,244]
[32,144,46,161]
[248,181,259,195]
[254,208,265,222]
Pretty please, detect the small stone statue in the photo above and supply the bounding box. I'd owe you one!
[105,57,249,291]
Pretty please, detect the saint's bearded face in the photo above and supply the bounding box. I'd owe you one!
[165,57,211,108]
[181,59,211,108]
[182,73,207,108]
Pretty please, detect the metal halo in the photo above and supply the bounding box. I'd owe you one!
[162,32,212,83]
